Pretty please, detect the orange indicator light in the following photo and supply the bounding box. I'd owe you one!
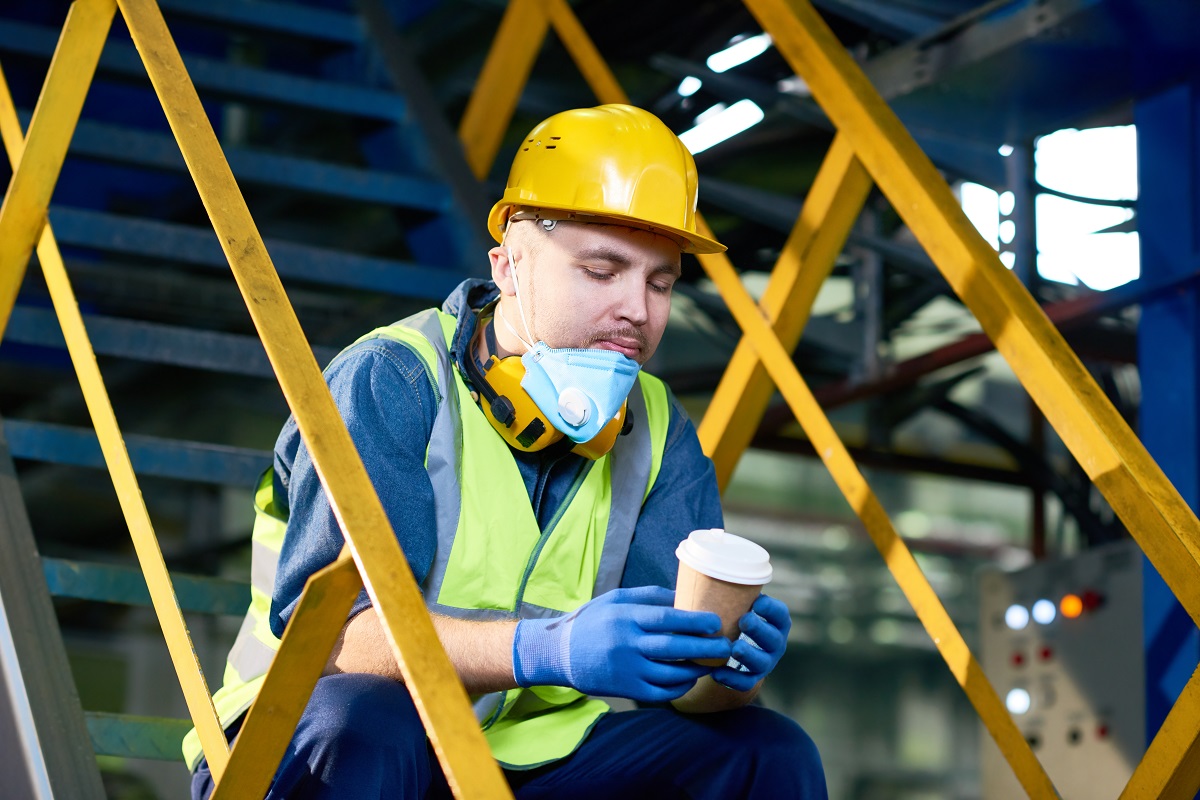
[1061,593,1084,619]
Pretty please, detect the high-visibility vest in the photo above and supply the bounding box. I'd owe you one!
[183,308,670,770]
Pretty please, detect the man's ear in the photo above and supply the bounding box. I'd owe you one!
[489,245,517,296]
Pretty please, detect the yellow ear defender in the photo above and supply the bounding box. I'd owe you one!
[464,317,631,460]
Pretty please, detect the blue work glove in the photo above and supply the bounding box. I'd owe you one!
[710,593,791,693]
[513,586,733,703]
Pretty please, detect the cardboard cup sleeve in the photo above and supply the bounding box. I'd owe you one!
[673,529,773,667]
[675,562,764,666]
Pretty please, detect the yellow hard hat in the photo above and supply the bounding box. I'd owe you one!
[487,104,726,254]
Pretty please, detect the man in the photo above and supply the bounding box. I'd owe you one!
[187,104,826,798]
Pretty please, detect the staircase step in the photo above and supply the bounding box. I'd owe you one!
[3,419,268,487]
[157,0,363,45]
[7,306,338,377]
[85,712,194,761]
[49,115,452,212]
[43,557,250,616]
[48,207,463,299]
[0,20,405,121]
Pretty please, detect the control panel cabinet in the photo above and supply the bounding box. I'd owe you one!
[979,540,1143,799]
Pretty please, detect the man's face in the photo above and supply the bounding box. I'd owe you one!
[491,220,683,365]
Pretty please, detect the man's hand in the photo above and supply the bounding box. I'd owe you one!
[513,586,732,703]
[709,593,791,693]
[670,593,791,713]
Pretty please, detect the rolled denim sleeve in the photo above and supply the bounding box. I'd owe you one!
[620,391,723,590]
[269,340,439,638]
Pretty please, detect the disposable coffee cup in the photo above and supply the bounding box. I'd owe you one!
[674,529,773,666]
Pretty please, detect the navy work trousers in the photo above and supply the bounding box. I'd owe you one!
[192,673,827,799]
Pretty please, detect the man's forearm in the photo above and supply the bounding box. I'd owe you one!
[324,607,519,694]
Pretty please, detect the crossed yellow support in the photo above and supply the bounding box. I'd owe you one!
[0,0,509,797]
[3,0,1199,797]
[459,0,1200,797]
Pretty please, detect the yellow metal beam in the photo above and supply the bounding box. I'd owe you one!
[697,230,1059,798]
[744,0,1200,624]
[1119,665,1200,800]
[458,0,550,180]
[544,0,627,105]
[212,551,362,800]
[733,0,1200,793]
[697,133,871,489]
[116,1,509,795]
[0,0,114,341]
[0,61,231,777]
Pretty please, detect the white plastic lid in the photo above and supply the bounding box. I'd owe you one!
[675,529,772,585]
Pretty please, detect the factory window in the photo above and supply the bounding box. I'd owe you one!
[959,125,1138,291]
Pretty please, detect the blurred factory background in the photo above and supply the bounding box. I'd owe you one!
[1,0,1198,798]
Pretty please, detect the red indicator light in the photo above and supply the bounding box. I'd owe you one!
[1081,589,1104,611]
[1011,652,1025,667]
[1061,594,1083,619]
[1097,724,1109,739]
[1039,646,1053,661]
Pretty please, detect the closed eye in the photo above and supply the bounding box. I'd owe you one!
[649,265,680,294]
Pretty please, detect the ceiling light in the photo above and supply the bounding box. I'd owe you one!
[776,75,810,97]
[677,76,702,97]
[692,102,727,126]
[706,33,772,73]
[678,100,764,155]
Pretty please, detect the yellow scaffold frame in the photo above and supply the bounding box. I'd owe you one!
[1,0,1197,797]
[458,0,1200,797]
[0,0,510,797]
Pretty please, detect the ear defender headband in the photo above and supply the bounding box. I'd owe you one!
[463,333,630,461]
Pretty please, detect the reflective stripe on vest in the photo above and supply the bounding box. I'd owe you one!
[181,470,287,769]
[182,308,670,770]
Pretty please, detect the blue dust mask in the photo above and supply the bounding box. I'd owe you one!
[498,248,641,443]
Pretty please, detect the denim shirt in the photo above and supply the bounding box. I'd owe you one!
[268,279,723,637]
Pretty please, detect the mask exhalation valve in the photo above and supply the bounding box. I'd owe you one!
[557,387,591,427]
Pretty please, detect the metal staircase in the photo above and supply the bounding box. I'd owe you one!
[4,2,1199,799]
[0,2,486,796]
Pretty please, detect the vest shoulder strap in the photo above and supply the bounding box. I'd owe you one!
[635,371,670,499]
